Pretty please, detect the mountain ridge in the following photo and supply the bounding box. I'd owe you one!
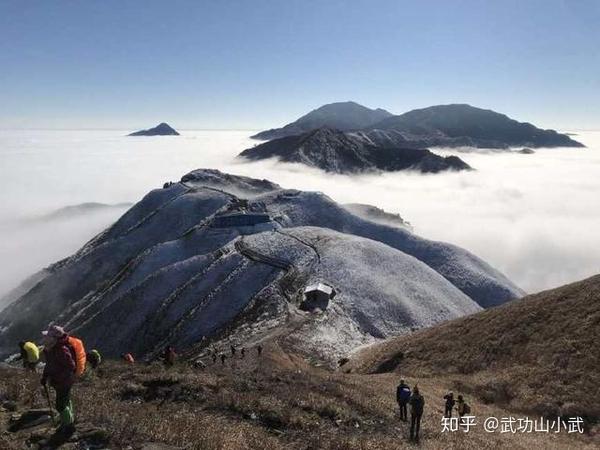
[239,127,471,174]
[252,102,583,149]
[252,101,392,140]
[369,103,583,148]
[0,169,522,363]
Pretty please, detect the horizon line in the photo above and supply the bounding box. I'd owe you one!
[1,127,600,133]
[0,127,263,132]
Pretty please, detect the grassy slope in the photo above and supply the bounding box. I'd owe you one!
[348,275,600,425]
[1,341,596,449]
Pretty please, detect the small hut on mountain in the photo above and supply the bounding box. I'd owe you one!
[301,283,336,311]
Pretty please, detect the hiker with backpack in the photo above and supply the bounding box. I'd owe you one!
[443,392,456,418]
[409,385,425,442]
[87,349,102,370]
[456,395,471,423]
[122,353,135,364]
[396,379,411,421]
[40,325,86,436]
[17,341,40,372]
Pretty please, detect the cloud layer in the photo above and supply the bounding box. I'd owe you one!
[0,129,598,305]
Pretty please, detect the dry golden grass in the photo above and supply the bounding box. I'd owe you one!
[1,339,597,449]
[349,275,600,430]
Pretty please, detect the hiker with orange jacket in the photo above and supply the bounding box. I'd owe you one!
[40,325,81,435]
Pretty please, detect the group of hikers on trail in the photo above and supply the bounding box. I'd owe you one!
[14,326,176,438]
[14,324,267,438]
[443,391,471,419]
[210,343,263,365]
[120,346,177,366]
[396,379,472,441]
[395,379,424,441]
[14,327,464,443]
[16,326,94,437]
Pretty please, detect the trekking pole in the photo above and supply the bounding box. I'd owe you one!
[43,384,57,422]
[28,373,38,407]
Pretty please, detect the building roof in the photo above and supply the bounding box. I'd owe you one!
[304,283,334,296]
[217,212,270,219]
[211,212,272,228]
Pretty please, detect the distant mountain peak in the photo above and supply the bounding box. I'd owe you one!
[251,102,393,140]
[128,122,180,136]
[370,104,584,148]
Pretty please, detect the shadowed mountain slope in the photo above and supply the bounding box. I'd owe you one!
[239,128,471,174]
[349,274,600,422]
[367,104,583,149]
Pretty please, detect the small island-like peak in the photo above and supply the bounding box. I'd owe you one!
[128,122,180,136]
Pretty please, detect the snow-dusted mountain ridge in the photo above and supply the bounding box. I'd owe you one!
[0,169,523,362]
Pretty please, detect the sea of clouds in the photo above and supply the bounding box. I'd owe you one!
[0,128,598,307]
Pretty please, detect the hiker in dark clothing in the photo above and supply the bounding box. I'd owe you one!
[396,379,411,421]
[163,346,177,367]
[40,326,76,435]
[443,392,455,418]
[456,395,471,423]
[257,345,263,356]
[409,386,425,442]
[220,353,226,365]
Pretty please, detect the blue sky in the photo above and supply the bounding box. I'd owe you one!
[1,0,599,129]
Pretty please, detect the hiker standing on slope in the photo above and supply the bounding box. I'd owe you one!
[396,379,411,421]
[163,346,177,368]
[40,326,81,435]
[18,341,40,372]
[443,392,455,418]
[409,386,425,442]
[456,395,471,424]
[122,353,135,364]
[87,349,102,370]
